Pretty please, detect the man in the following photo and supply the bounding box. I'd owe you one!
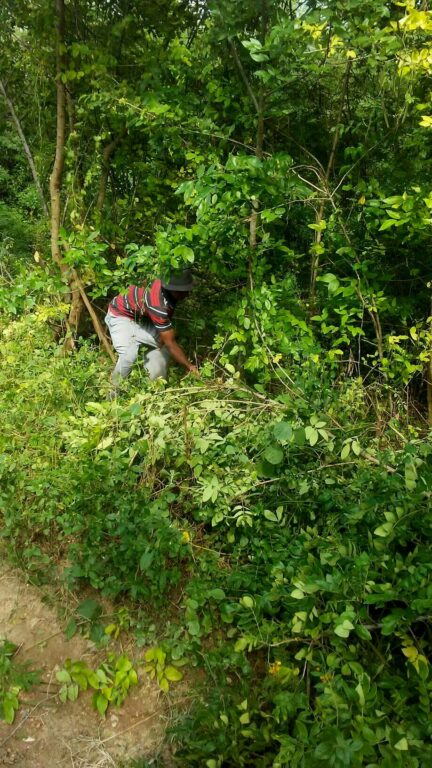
[105,268,198,389]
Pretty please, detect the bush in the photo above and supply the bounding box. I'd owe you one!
[1,313,432,765]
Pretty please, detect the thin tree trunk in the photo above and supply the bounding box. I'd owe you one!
[249,2,267,286]
[427,357,432,426]
[228,0,266,288]
[49,0,113,359]
[96,133,125,213]
[427,299,432,426]
[0,78,49,217]
[49,0,68,281]
[248,94,265,288]
[49,0,80,349]
[309,60,351,307]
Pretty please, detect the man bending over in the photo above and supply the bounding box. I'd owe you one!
[105,269,198,391]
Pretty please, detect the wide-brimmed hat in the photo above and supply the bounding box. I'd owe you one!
[161,268,195,292]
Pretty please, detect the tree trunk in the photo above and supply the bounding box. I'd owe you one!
[49,0,113,359]
[0,78,49,217]
[427,357,432,426]
[49,2,69,278]
[248,95,264,287]
[96,132,125,213]
[228,1,267,288]
[309,60,351,308]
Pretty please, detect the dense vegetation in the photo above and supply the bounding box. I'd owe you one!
[1,1,432,765]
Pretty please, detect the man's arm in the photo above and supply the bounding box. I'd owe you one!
[158,329,198,374]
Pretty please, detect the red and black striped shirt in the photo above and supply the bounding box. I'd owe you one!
[109,279,176,332]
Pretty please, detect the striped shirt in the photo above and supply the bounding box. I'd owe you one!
[109,279,176,332]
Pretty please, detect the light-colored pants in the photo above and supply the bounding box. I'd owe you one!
[105,310,170,383]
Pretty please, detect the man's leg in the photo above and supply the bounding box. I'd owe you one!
[105,312,169,385]
[143,346,171,380]
[105,313,140,385]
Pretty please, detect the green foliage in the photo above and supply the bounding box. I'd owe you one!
[2,314,432,763]
[0,639,40,724]
[2,0,432,764]
[56,654,138,717]
[144,646,185,693]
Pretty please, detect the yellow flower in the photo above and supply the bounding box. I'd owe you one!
[181,530,191,543]
[320,673,333,683]
[268,661,282,676]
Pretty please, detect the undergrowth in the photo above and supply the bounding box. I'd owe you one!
[1,313,432,766]
[0,639,41,724]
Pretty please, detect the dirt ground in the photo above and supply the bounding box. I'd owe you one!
[0,560,169,768]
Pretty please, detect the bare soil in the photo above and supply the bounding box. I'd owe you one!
[0,560,168,768]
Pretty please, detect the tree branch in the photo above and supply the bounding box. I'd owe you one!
[0,78,49,217]
[228,38,260,114]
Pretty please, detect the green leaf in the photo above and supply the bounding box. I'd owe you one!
[314,741,334,759]
[96,436,113,451]
[374,522,393,538]
[240,595,255,609]
[172,245,194,263]
[129,669,138,686]
[159,677,169,693]
[379,219,397,231]
[394,737,408,751]
[234,637,249,652]
[65,619,77,640]
[263,445,283,465]
[3,698,16,724]
[351,440,361,456]
[164,666,183,682]
[305,426,319,446]
[67,683,79,702]
[340,443,351,460]
[187,619,201,636]
[294,428,305,446]
[56,669,72,684]
[291,589,305,600]
[115,656,132,673]
[202,484,214,502]
[334,620,354,638]
[273,421,293,442]
[355,682,365,707]
[59,685,68,703]
[95,693,109,717]
[250,52,268,62]
[76,598,101,621]
[208,588,226,600]
[139,550,154,571]
[308,220,326,232]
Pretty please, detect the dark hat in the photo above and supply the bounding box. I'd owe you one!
[161,268,195,292]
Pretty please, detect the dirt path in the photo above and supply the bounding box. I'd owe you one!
[0,560,167,767]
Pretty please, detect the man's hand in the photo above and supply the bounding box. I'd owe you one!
[159,329,198,374]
